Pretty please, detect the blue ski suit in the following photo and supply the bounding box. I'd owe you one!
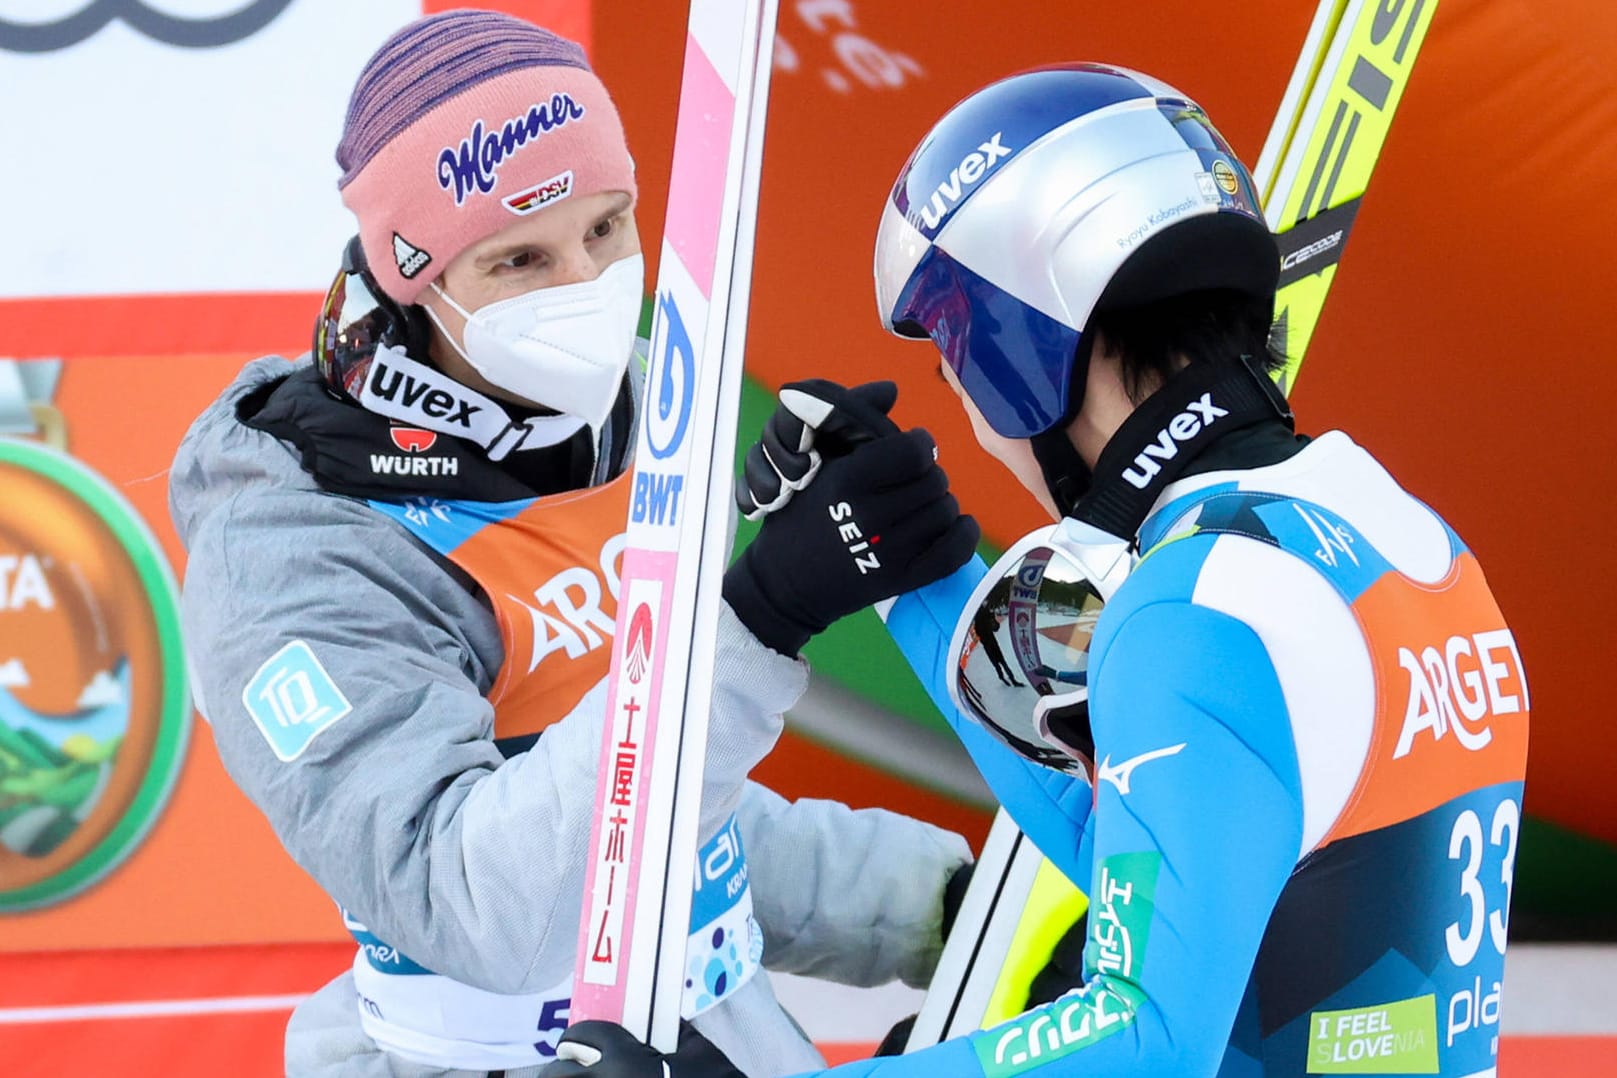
[852,429,1527,1078]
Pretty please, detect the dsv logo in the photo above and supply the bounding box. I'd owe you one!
[0,0,294,53]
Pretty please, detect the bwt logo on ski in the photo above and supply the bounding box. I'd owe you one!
[1121,394,1228,488]
[631,472,684,527]
[437,94,587,206]
[828,502,881,575]
[367,362,482,427]
[647,291,696,461]
[1393,628,1527,759]
[633,290,697,528]
[917,131,1012,231]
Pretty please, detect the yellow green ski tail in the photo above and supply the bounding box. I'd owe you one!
[1262,0,1441,393]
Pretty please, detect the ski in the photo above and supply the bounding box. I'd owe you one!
[1260,0,1440,392]
[570,0,778,1051]
[903,0,1440,1045]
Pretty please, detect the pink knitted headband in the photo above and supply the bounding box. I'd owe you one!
[337,13,637,304]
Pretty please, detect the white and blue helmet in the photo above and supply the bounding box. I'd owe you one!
[875,63,1280,439]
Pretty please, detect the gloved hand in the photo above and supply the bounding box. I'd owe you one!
[873,860,975,1057]
[1024,912,1089,1009]
[544,1020,742,1078]
[724,410,980,657]
[941,860,975,940]
[735,379,903,520]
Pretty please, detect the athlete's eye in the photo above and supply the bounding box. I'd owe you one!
[589,216,617,241]
[503,251,533,269]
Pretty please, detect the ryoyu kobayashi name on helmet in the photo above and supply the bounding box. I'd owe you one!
[1117,197,1203,251]
[371,426,460,478]
[1121,393,1230,489]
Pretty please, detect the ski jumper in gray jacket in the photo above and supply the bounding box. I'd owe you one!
[169,355,971,1077]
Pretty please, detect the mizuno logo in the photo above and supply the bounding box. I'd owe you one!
[1096,743,1186,795]
[367,362,481,427]
[1120,394,1229,489]
[918,131,1013,230]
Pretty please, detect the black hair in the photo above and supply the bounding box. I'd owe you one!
[1088,289,1286,403]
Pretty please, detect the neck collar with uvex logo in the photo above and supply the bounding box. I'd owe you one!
[1074,355,1294,542]
[239,364,633,502]
[358,344,588,461]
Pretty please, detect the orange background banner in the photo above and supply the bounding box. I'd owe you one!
[1,0,1614,1072]
[593,0,1617,849]
[2,0,1612,950]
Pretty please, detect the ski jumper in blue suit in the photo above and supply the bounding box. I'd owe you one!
[866,427,1527,1078]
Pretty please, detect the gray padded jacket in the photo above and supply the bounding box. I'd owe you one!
[169,357,971,1077]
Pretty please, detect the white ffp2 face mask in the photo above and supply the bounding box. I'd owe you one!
[428,252,644,430]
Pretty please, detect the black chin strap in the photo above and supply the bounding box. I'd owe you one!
[1031,425,1091,518]
[1046,355,1293,540]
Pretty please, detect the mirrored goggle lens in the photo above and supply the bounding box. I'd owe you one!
[315,269,391,397]
[950,542,1107,776]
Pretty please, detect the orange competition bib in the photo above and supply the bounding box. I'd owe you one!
[367,472,630,742]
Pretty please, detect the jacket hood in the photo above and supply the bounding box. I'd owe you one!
[169,356,314,549]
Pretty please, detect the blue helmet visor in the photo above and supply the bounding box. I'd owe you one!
[896,246,1083,439]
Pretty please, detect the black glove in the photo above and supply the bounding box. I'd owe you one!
[874,1014,916,1057]
[725,423,980,657]
[873,860,975,1057]
[736,379,902,520]
[544,1020,742,1078]
[941,860,975,940]
[874,913,1089,1057]
[1024,911,1089,1009]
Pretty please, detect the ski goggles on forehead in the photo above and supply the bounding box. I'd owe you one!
[945,518,1133,777]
